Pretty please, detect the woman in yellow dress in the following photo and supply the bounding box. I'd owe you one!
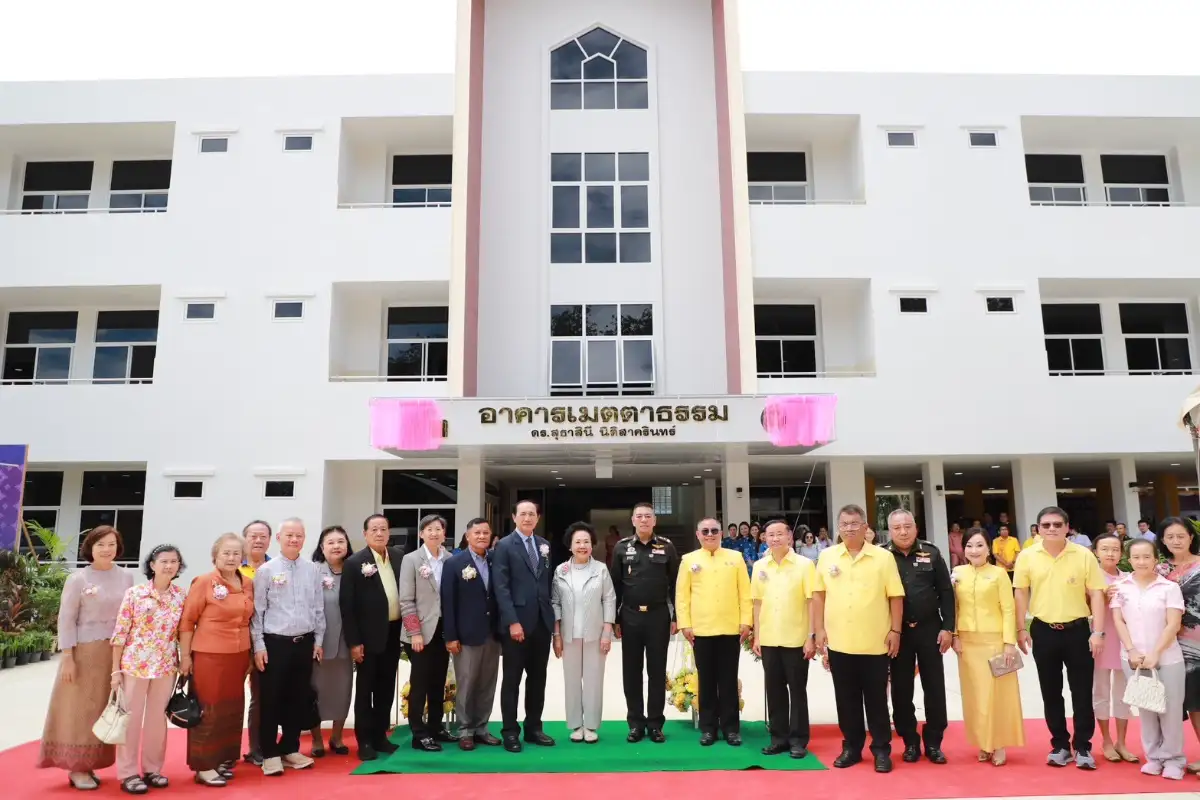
[951,528,1025,765]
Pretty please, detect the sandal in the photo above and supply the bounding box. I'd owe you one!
[121,776,149,795]
[1114,744,1139,763]
[330,743,350,755]
[68,772,99,791]
[194,770,227,787]
[311,746,326,758]
[217,762,235,780]
[1101,743,1121,762]
[992,748,1007,767]
[143,773,169,789]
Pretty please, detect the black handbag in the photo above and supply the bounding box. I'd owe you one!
[166,676,203,729]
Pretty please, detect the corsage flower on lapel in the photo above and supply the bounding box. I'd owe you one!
[321,575,335,590]
[690,562,702,573]
[271,573,289,585]
[419,564,434,579]
[212,582,229,600]
[82,584,99,597]
[361,562,378,578]
[828,565,841,578]
[461,566,478,581]
[560,564,570,576]
[757,570,769,582]
[539,543,550,557]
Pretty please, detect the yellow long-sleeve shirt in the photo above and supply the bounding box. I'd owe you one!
[952,563,1017,645]
[676,547,752,636]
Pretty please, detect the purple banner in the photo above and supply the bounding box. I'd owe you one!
[0,445,29,551]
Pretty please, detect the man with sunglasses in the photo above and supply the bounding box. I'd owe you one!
[676,518,752,746]
[1013,506,1108,770]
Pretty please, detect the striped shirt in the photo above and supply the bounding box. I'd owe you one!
[251,555,326,653]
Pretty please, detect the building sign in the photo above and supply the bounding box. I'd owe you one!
[0,445,28,551]
[478,403,729,441]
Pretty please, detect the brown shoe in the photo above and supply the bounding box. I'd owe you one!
[459,737,476,752]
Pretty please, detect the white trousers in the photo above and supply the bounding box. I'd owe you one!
[1122,661,1187,769]
[1093,666,1130,720]
[561,638,606,731]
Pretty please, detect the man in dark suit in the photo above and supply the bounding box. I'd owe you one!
[492,499,556,752]
[440,518,502,751]
[339,513,404,761]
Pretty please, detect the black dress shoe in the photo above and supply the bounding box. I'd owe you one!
[433,729,459,743]
[699,732,717,747]
[243,752,263,767]
[412,737,442,752]
[874,752,893,773]
[903,743,921,763]
[647,728,666,744]
[832,749,862,768]
[524,731,556,747]
[357,745,377,762]
[503,735,523,753]
[375,740,399,755]
[626,728,645,743]
[926,747,947,764]
[761,743,790,756]
[330,743,350,756]
[458,738,476,752]
[474,732,502,747]
[725,732,742,747]
[790,746,808,759]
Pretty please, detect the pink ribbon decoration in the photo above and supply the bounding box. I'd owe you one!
[370,398,444,451]
[762,395,837,447]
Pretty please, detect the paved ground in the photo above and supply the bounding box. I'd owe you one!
[5,641,1200,799]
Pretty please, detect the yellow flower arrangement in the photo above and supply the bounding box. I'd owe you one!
[666,666,744,713]
[400,677,458,720]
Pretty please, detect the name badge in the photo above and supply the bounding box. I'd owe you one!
[652,548,665,556]
[626,546,637,557]
[915,555,931,564]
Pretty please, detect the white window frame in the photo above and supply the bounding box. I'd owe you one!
[263,480,296,499]
[1042,301,1106,376]
[1,310,78,385]
[967,131,998,148]
[78,506,143,567]
[20,469,64,546]
[389,184,451,208]
[549,152,652,264]
[198,136,229,154]
[747,182,808,205]
[19,159,92,214]
[1028,183,1087,206]
[282,134,314,152]
[898,297,929,314]
[109,188,168,213]
[272,300,305,321]
[172,480,204,500]
[753,303,822,378]
[383,305,449,383]
[985,296,1017,314]
[549,303,655,396]
[1118,301,1194,375]
[92,309,158,385]
[548,29,649,111]
[885,130,917,148]
[1105,184,1172,207]
[184,301,217,322]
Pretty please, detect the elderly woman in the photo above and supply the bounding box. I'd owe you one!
[38,526,134,791]
[399,513,455,751]
[111,545,186,795]
[179,533,255,787]
[551,522,617,743]
[309,525,354,757]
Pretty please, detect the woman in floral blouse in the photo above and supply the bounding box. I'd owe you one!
[111,545,186,795]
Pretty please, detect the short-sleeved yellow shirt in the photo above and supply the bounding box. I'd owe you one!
[992,536,1020,568]
[813,542,905,655]
[751,551,816,648]
[1012,540,1106,623]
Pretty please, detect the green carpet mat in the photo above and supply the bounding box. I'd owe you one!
[353,720,826,774]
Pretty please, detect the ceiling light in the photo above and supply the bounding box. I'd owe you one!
[954,472,963,476]
[883,485,891,489]
[990,465,1000,469]
[1062,477,1070,481]
[682,482,689,486]
[916,479,922,483]
[703,468,712,472]
[804,480,810,484]
[1171,463,1181,467]
[693,476,701,479]
[550,470,558,474]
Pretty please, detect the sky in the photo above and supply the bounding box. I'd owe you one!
[1,0,1197,81]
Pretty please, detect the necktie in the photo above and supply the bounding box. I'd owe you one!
[526,536,539,571]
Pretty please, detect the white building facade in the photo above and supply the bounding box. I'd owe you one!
[2,0,1199,571]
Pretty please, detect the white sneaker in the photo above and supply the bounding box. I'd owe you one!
[570,727,584,742]
[262,757,285,776]
[584,729,599,743]
[283,752,314,770]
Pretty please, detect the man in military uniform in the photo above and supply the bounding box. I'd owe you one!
[610,501,679,743]
[883,508,954,765]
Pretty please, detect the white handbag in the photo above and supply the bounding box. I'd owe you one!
[1123,668,1167,714]
[92,686,129,745]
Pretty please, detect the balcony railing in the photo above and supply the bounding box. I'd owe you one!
[2,198,170,215]
[1029,183,1188,207]
[749,182,808,205]
[339,186,452,210]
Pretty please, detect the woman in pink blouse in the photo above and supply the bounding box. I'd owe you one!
[110,545,187,795]
[947,523,965,567]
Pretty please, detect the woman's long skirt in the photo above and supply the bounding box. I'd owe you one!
[37,640,116,772]
[312,655,353,722]
[187,650,251,771]
[958,631,1026,752]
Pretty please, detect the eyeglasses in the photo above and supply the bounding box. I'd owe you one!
[698,528,722,535]
[838,521,864,531]
[1039,521,1066,529]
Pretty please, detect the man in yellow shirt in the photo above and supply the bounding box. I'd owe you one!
[813,503,905,773]
[1013,505,1107,770]
[992,524,1020,580]
[751,519,816,759]
[677,517,751,747]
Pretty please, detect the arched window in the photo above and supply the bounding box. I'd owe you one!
[550,27,648,111]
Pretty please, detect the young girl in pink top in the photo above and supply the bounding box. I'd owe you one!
[1111,538,1186,780]
[1092,534,1136,762]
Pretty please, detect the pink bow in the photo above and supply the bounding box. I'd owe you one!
[762,395,837,447]
[370,398,444,451]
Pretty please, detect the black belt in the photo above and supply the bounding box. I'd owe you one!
[265,632,314,643]
[1033,618,1087,631]
[623,602,667,613]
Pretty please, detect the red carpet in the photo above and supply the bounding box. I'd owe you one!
[4,718,1198,799]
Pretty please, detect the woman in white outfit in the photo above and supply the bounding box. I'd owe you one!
[551,521,617,743]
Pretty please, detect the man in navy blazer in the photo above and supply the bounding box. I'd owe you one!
[492,499,556,752]
[440,518,502,751]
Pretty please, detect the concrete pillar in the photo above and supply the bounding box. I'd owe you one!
[455,457,485,535]
[722,459,750,528]
[864,475,876,529]
[1109,458,1140,529]
[1012,457,1058,535]
[922,460,949,553]
[963,483,984,522]
[827,459,866,531]
[703,478,718,521]
[1156,473,1181,519]
[1094,477,1114,523]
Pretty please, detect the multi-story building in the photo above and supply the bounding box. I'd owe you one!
[2,0,1199,570]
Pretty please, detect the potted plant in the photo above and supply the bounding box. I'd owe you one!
[38,631,55,660]
[14,634,31,666]
[0,643,8,669]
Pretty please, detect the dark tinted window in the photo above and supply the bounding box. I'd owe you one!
[1101,155,1169,185]
[173,481,203,499]
[1042,303,1103,335]
[986,297,1015,313]
[386,307,449,339]
[23,471,64,507]
[23,161,93,192]
[392,155,453,185]
[550,305,583,336]
[381,470,458,506]
[1025,154,1084,184]
[754,305,817,336]
[1119,303,1189,335]
[81,471,146,506]
[746,152,806,183]
[79,509,143,561]
[264,480,294,498]
[96,311,158,343]
[110,160,172,191]
[186,303,215,320]
[5,311,78,344]
[899,297,928,313]
[620,304,653,335]
[586,305,618,336]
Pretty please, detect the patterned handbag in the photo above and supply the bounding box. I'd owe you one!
[1123,668,1167,714]
[92,686,129,745]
